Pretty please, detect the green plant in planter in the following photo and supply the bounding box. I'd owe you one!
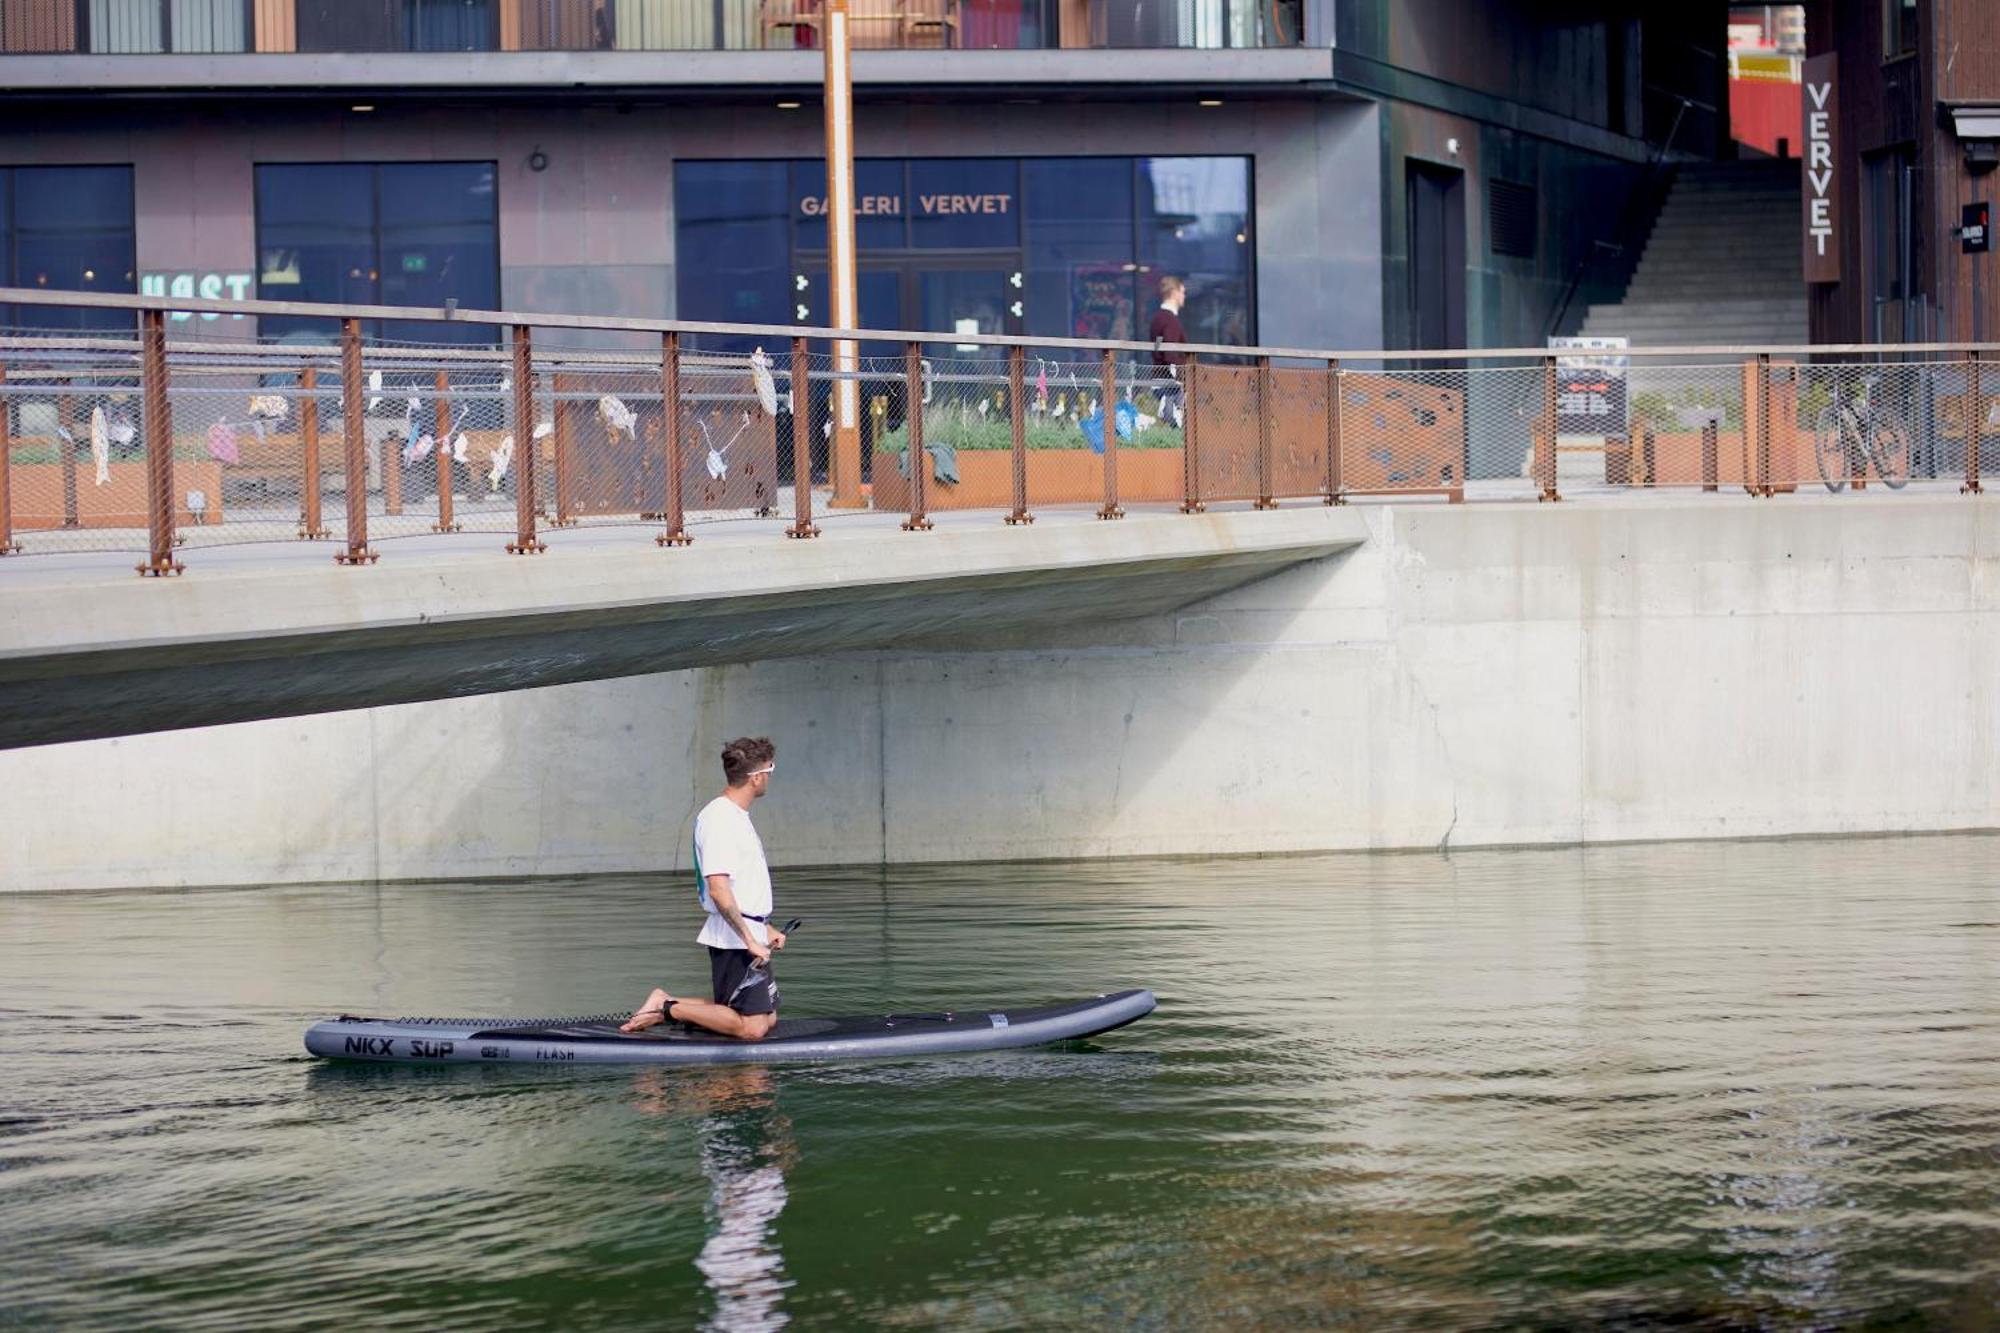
[876,410,1183,453]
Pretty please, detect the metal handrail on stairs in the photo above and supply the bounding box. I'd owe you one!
[1545,96,1692,342]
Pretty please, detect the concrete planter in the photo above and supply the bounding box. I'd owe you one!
[870,447,1185,511]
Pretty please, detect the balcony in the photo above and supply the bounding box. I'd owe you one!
[0,0,1306,53]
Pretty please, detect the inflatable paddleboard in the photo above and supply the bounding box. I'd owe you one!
[304,988,1155,1066]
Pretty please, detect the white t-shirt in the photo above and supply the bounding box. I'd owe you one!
[692,795,773,951]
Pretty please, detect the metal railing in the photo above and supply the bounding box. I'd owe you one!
[0,0,1302,55]
[0,286,1990,576]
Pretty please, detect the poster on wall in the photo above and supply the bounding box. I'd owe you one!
[1549,335,1629,436]
[1067,263,1135,343]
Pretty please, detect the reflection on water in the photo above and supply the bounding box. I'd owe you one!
[4,835,2000,1329]
[635,1068,795,1332]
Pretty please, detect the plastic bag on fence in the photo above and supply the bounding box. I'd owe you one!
[1079,400,1139,454]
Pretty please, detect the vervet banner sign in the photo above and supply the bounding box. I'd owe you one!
[1802,53,1839,284]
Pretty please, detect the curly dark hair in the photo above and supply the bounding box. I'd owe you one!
[721,737,777,786]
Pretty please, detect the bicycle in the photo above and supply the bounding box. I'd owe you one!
[1813,372,1911,492]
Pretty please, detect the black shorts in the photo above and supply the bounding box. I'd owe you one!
[708,946,779,1016]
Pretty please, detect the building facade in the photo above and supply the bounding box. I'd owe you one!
[0,0,1726,353]
[1801,0,2000,344]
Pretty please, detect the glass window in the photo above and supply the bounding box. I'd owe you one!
[910,159,1019,249]
[792,159,906,252]
[1883,0,1917,58]
[3,166,137,331]
[675,161,790,353]
[1138,156,1251,346]
[255,162,499,345]
[406,0,496,51]
[1023,158,1136,342]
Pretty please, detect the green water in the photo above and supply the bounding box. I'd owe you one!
[5,837,2000,1329]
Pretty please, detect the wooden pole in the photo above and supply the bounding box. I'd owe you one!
[901,341,932,531]
[788,336,820,537]
[432,368,458,531]
[1325,358,1342,505]
[1097,347,1123,519]
[657,331,691,546]
[0,362,18,555]
[137,309,183,575]
[334,317,376,563]
[1006,343,1031,524]
[507,324,545,553]
[1254,354,1276,509]
[298,365,328,538]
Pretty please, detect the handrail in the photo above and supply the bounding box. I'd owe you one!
[6,286,2000,364]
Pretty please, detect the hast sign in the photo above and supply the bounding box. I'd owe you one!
[1802,53,1839,284]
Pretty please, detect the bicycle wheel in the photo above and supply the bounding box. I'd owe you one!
[1813,404,1849,492]
[1864,411,1912,489]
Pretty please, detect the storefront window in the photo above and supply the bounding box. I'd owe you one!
[678,155,1253,351]
[255,161,498,344]
[677,161,791,354]
[2,165,137,332]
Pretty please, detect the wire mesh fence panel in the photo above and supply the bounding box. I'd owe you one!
[1779,356,1960,494]
[1336,364,1480,500]
[2,326,154,554]
[677,346,788,525]
[1620,358,1753,490]
[1268,363,1332,502]
[538,359,671,529]
[1003,350,1127,511]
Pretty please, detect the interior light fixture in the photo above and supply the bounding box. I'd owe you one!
[776,100,802,109]
[351,104,375,112]
[1199,98,1223,107]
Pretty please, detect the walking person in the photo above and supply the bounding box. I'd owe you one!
[1148,275,1190,427]
[622,737,788,1040]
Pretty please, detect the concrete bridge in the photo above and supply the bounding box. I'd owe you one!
[0,508,1363,750]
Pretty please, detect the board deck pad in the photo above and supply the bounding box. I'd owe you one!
[305,990,1155,1066]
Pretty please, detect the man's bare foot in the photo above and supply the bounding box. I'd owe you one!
[620,988,676,1033]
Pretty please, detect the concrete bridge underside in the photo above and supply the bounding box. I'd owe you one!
[0,510,1365,751]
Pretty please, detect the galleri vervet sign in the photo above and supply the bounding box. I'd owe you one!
[1802,53,1839,284]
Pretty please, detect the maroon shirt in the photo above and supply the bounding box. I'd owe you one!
[1148,305,1188,366]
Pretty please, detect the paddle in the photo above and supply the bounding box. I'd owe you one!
[752,917,803,971]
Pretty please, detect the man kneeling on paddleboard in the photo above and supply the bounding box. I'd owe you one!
[622,737,789,1040]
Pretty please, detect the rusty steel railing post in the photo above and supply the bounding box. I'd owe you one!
[1640,426,1657,487]
[507,324,545,553]
[1254,354,1278,509]
[1967,351,1985,496]
[0,362,19,555]
[298,365,329,538]
[787,337,820,538]
[334,317,376,564]
[1006,343,1031,525]
[1749,353,1773,497]
[1181,355,1203,513]
[550,370,577,527]
[59,382,79,529]
[1325,358,1343,504]
[136,309,183,576]
[902,341,933,531]
[1538,355,1560,502]
[432,368,459,532]
[1098,347,1123,520]
[1701,419,1718,492]
[656,331,691,547]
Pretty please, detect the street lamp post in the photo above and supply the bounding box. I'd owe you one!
[823,0,863,507]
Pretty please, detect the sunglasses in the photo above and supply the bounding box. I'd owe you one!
[748,764,775,778]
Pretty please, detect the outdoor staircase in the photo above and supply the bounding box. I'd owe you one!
[1578,159,1806,349]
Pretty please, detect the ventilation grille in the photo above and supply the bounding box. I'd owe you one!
[1488,178,1538,259]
